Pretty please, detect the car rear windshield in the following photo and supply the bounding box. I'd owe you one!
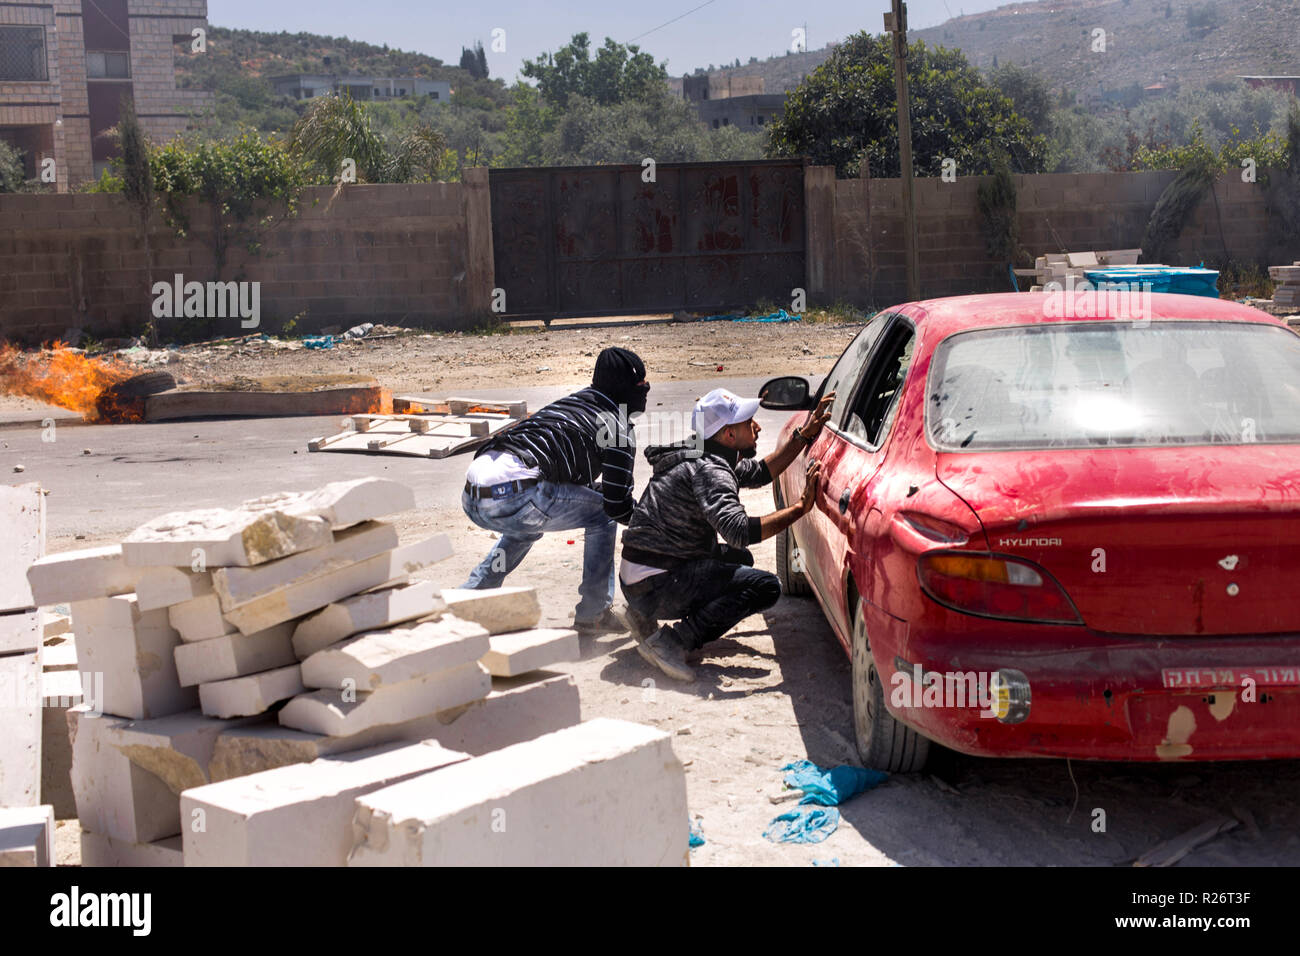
[928,321,1300,450]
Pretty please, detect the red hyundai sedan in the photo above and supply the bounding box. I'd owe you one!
[760,292,1300,772]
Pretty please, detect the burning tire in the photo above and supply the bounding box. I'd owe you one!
[95,371,176,422]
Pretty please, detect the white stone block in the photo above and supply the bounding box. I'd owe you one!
[43,612,72,639]
[69,706,262,843]
[68,709,177,844]
[279,661,489,737]
[349,718,688,866]
[122,508,334,569]
[167,593,237,643]
[0,482,44,612]
[213,521,398,612]
[0,805,54,866]
[224,535,454,636]
[482,628,580,677]
[441,587,541,634]
[240,478,415,529]
[134,566,213,612]
[25,545,138,608]
[41,670,81,820]
[0,650,42,807]
[173,622,296,687]
[0,608,41,654]
[182,740,467,866]
[40,637,78,671]
[301,617,488,692]
[80,832,183,868]
[199,665,304,718]
[70,595,197,720]
[209,672,580,780]
[292,582,445,660]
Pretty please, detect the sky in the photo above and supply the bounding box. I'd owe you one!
[207,0,1011,83]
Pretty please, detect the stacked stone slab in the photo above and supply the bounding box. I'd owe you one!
[22,478,460,865]
[1,482,45,810]
[1269,262,1300,309]
[0,805,55,867]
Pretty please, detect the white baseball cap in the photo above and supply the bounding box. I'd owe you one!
[692,388,762,440]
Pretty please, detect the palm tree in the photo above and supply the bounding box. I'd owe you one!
[289,94,447,183]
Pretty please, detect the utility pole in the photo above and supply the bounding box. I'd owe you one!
[885,0,920,301]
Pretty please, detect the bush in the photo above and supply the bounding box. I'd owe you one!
[0,139,25,192]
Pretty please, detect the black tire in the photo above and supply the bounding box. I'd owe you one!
[851,598,931,773]
[96,371,176,421]
[773,483,812,596]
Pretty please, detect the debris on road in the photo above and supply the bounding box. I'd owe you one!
[779,759,888,806]
[308,397,527,459]
[764,806,840,844]
[1133,816,1239,868]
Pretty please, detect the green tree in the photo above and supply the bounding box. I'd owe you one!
[498,82,554,166]
[987,63,1053,137]
[288,94,447,183]
[0,140,25,193]
[767,32,1046,177]
[521,32,667,109]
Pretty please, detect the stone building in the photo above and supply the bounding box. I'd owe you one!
[0,0,212,191]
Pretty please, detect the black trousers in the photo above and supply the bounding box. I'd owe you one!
[621,556,781,650]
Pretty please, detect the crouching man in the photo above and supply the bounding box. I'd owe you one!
[619,387,833,681]
[460,347,649,635]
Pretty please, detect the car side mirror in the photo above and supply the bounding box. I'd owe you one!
[759,376,814,410]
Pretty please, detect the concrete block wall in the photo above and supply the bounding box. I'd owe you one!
[0,180,486,343]
[829,168,1298,307]
[128,0,212,147]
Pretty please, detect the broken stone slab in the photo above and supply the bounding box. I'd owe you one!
[0,482,44,612]
[199,665,304,719]
[43,611,72,640]
[279,661,489,737]
[0,650,42,807]
[213,521,399,612]
[292,582,445,660]
[40,637,78,672]
[224,535,454,636]
[134,566,213,612]
[209,671,580,780]
[80,831,182,868]
[300,617,489,692]
[25,545,138,607]
[121,508,334,569]
[167,592,237,643]
[182,740,468,866]
[482,628,580,678]
[70,595,198,720]
[239,478,416,530]
[0,608,41,655]
[0,805,54,866]
[349,718,689,866]
[440,586,541,634]
[68,706,263,843]
[173,622,297,687]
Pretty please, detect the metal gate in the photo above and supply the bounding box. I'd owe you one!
[489,159,806,318]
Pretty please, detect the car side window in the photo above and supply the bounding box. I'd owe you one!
[817,313,891,428]
[845,325,917,448]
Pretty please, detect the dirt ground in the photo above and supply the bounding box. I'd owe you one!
[12,317,1300,868]
[142,319,863,395]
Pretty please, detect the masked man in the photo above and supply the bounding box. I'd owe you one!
[619,387,833,680]
[461,347,650,635]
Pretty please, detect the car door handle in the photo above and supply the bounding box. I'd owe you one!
[839,488,852,514]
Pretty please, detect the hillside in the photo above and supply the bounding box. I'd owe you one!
[696,0,1300,97]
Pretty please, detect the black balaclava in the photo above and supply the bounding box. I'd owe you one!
[592,347,649,414]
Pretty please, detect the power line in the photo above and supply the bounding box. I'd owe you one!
[628,0,718,44]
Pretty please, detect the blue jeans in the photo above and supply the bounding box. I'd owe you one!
[461,480,616,623]
[620,558,781,650]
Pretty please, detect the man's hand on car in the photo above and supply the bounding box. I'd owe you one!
[800,392,835,442]
[800,459,822,514]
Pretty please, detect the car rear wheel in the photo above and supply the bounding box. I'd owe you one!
[852,598,930,773]
[773,484,812,596]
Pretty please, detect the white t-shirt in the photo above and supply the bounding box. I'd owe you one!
[466,450,542,487]
[619,557,667,585]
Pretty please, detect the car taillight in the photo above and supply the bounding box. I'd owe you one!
[917,552,1082,624]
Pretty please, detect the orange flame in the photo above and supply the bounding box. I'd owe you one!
[0,342,141,422]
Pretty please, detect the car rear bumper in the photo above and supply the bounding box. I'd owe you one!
[884,625,1300,761]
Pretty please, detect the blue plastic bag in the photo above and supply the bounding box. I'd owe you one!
[303,335,334,350]
[688,818,705,848]
[763,807,840,844]
[781,760,888,806]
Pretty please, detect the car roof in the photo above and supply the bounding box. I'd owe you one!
[901,292,1288,340]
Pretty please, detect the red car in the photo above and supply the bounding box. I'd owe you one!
[760,292,1300,771]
